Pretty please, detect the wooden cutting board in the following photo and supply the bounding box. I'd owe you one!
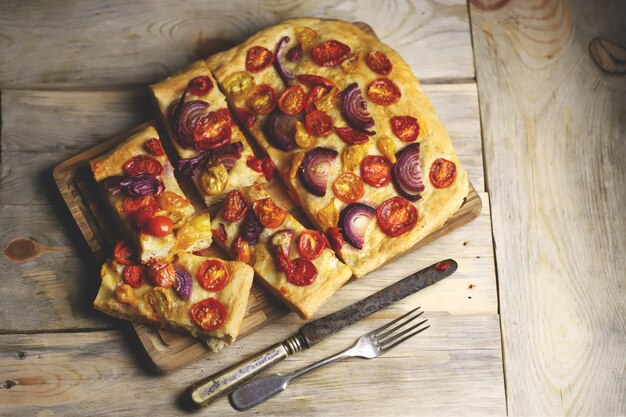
[53,22,482,373]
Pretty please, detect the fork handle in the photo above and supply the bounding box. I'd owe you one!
[229,347,356,411]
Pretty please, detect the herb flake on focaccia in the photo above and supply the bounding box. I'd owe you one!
[206,18,470,277]
[89,126,213,263]
[211,184,353,319]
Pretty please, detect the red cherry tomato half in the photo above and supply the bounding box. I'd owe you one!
[326,227,343,252]
[123,155,163,176]
[123,265,146,288]
[113,240,134,265]
[143,215,174,237]
[311,40,351,67]
[367,78,401,106]
[246,84,277,115]
[252,198,286,228]
[148,261,176,288]
[429,158,457,189]
[130,209,155,228]
[216,108,235,126]
[246,156,264,173]
[376,196,418,237]
[361,155,391,188]
[305,110,333,137]
[144,138,165,156]
[223,190,249,222]
[235,107,257,128]
[121,196,159,215]
[193,111,232,151]
[188,75,214,96]
[334,126,369,145]
[285,258,318,286]
[232,236,251,264]
[212,223,228,243]
[333,172,365,203]
[296,74,335,90]
[190,298,227,331]
[246,46,275,73]
[304,85,328,114]
[366,51,393,75]
[277,85,306,115]
[262,157,276,181]
[197,259,230,292]
[297,230,326,260]
[390,116,419,142]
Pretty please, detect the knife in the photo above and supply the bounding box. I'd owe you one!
[183,259,456,410]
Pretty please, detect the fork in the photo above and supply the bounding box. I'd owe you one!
[229,307,430,411]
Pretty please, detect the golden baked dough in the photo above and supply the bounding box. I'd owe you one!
[89,126,212,263]
[206,18,469,277]
[93,253,254,350]
[150,60,264,209]
[211,184,353,319]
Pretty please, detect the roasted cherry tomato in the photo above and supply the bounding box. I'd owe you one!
[326,227,343,252]
[296,74,335,90]
[366,51,393,75]
[332,172,365,203]
[376,196,418,237]
[188,75,213,96]
[316,197,339,229]
[305,110,333,137]
[235,107,257,128]
[297,230,326,261]
[295,26,318,49]
[212,223,227,243]
[295,121,315,149]
[121,196,159,215]
[113,240,134,265]
[341,51,362,74]
[312,87,337,113]
[277,85,305,115]
[190,298,227,331]
[311,40,351,67]
[252,198,286,228]
[144,138,165,156]
[334,126,369,145]
[246,45,275,72]
[262,157,276,181]
[361,155,391,188]
[285,258,318,286]
[223,190,248,222]
[223,71,256,98]
[123,265,146,288]
[143,215,174,237]
[158,191,190,213]
[123,155,163,176]
[232,236,251,264]
[246,156,264,173]
[197,259,230,292]
[429,158,457,189]
[390,116,419,142]
[130,209,155,228]
[216,108,235,126]
[147,261,176,288]
[200,164,228,195]
[304,85,328,114]
[246,84,277,114]
[368,78,401,106]
[193,111,232,151]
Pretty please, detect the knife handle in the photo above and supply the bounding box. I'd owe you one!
[184,334,306,410]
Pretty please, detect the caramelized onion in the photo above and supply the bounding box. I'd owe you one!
[339,83,375,135]
[298,147,338,197]
[391,143,425,201]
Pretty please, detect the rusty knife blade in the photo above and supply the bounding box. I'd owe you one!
[298,259,456,346]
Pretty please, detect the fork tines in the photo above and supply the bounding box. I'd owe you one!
[374,307,430,352]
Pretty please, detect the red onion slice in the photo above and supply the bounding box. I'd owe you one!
[339,203,376,249]
[391,143,425,201]
[177,142,243,176]
[173,266,193,300]
[120,173,165,197]
[298,147,338,197]
[240,209,264,245]
[100,175,125,195]
[340,83,375,136]
[287,44,302,62]
[271,229,294,258]
[173,100,210,149]
[274,36,294,87]
[265,110,302,152]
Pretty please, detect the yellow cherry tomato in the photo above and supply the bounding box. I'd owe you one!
[342,143,370,172]
[295,26,318,49]
[145,287,172,317]
[201,164,228,195]
[190,213,212,232]
[316,197,339,229]
[222,71,256,98]
[377,136,397,164]
[289,152,305,186]
[313,87,338,113]
[295,121,315,149]
[341,51,362,75]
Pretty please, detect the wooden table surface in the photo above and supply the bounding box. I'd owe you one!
[0,1,623,416]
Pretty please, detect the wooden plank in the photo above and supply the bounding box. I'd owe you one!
[0,314,505,416]
[470,0,626,415]
[0,0,473,88]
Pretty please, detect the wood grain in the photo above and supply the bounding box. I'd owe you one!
[470,0,626,414]
[0,0,474,88]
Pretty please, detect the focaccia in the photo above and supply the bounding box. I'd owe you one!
[90,126,212,263]
[205,18,469,277]
[94,251,254,351]
[211,184,353,319]
[150,60,265,209]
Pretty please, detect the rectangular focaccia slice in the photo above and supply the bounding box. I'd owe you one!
[150,60,264,209]
[94,252,254,351]
[211,184,353,319]
[90,126,212,263]
[206,18,470,277]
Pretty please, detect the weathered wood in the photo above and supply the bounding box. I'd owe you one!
[0,0,474,88]
[470,0,626,415]
[0,316,505,416]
